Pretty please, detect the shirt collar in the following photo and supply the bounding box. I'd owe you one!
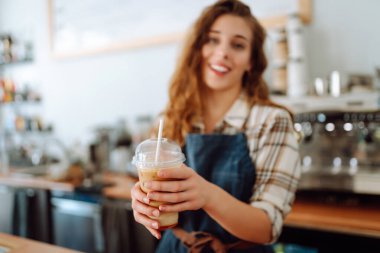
[193,92,250,132]
[224,92,250,130]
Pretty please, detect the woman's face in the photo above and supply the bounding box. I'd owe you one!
[201,14,252,93]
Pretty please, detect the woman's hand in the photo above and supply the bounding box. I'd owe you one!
[130,181,162,239]
[143,164,212,213]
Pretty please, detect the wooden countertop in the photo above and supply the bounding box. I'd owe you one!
[0,171,137,199]
[0,232,82,253]
[285,199,380,238]
[1,172,379,238]
[104,175,380,238]
[0,173,74,192]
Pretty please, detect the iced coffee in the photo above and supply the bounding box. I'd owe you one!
[132,138,185,230]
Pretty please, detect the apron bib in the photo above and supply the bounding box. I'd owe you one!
[156,132,273,253]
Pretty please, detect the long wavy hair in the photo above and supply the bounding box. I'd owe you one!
[162,0,291,146]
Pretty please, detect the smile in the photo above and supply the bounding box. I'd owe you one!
[209,64,230,76]
[210,64,229,74]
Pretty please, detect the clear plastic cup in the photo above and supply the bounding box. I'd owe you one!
[132,138,185,230]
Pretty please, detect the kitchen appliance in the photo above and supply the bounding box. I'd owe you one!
[51,191,104,253]
[88,120,132,175]
[295,110,380,194]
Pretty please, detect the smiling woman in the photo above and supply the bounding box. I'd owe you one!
[130,1,301,252]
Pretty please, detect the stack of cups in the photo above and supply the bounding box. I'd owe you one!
[270,27,288,95]
[286,14,309,97]
[132,124,185,230]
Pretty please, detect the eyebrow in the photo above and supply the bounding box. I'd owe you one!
[209,30,249,41]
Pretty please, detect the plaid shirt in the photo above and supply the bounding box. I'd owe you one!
[193,94,301,242]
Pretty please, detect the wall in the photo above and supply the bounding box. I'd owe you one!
[305,0,380,81]
[1,0,380,147]
[0,0,179,146]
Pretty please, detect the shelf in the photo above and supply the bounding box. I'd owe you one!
[0,100,41,107]
[0,59,33,67]
[4,130,52,136]
[0,98,48,175]
[271,92,380,113]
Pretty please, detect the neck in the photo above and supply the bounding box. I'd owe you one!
[203,87,241,133]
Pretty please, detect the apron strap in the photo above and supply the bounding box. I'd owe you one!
[172,227,257,253]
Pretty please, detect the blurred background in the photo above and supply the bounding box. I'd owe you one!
[0,1,379,253]
[0,0,377,147]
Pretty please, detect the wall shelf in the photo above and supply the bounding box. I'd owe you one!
[272,92,380,113]
[0,59,33,67]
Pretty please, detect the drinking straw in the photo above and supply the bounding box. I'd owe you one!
[155,118,164,162]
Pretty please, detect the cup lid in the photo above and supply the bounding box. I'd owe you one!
[132,138,185,168]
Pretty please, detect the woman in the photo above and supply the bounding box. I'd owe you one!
[131,0,301,252]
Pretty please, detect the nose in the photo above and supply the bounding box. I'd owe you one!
[215,43,229,59]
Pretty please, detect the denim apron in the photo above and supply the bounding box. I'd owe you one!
[156,130,274,253]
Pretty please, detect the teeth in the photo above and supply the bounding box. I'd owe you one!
[211,64,228,73]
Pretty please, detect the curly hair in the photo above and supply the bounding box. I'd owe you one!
[162,0,290,146]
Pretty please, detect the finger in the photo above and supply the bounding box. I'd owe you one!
[131,182,162,217]
[146,226,162,240]
[147,190,190,204]
[158,201,194,212]
[133,210,160,231]
[139,220,161,239]
[131,182,150,204]
[144,179,189,193]
[157,164,192,179]
[131,197,161,218]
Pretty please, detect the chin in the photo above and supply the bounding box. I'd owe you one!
[205,84,233,92]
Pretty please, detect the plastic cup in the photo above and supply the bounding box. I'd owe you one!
[132,138,185,230]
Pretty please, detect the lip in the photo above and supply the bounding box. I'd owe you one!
[208,63,231,77]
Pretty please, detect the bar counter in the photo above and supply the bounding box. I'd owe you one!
[285,199,380,238]
[0,172,379,239]
[0,232,82,253]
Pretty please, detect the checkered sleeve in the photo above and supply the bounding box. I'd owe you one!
[247,107,301,243]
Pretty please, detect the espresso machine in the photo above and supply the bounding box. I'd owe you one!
[295,110,380,195]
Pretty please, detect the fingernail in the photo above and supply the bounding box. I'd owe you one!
[159,205,165,211]
[143,197,150,204]
[152,209,160,217]
[152,222,158,229]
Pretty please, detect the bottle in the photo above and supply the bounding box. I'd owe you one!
[329,71,341,97]
[0,35,13,63]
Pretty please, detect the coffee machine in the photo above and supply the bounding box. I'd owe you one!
[295,110,380,194]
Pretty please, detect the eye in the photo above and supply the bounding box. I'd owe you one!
[232,42,245,50]
[207,36,219,45]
